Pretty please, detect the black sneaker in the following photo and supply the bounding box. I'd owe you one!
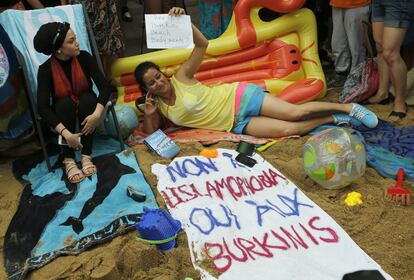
[121,6,133,22]
[327,72,347,89]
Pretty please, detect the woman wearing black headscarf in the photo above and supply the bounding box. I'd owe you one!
[34,22,110,183]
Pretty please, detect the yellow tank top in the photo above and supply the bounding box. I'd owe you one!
[158,76,237,132]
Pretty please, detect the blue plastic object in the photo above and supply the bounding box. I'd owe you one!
[135,207,181,251]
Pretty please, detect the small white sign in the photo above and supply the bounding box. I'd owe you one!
[145,14,193,49]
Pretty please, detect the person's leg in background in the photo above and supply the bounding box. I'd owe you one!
[329,6,350,88]
[382,26,408,116]
[374,0,411,117]
[305,0,334,68]
[319,1,334,68]
[344,5,370,72]
[369,20,391,103]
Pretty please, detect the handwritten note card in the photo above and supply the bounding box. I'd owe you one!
[145,14,193,49]
[152,149,392,280]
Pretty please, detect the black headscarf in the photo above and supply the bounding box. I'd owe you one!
[33,22,70,56]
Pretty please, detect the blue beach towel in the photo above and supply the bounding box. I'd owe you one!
[3,147,158,280]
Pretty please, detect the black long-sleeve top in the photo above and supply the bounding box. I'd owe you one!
[37,50,111,128]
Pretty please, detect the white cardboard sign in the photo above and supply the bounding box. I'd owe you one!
[152,149,392,280]
[145,14,193,49]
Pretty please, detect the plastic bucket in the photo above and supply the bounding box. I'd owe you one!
[135,207,181,251]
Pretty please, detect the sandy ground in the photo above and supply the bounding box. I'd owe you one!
[1,93,414,280]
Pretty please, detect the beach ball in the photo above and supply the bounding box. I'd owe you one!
[303,128,366,189]
[105,104,139,139]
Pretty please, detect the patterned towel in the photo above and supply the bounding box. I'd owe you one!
[4,149,158,280]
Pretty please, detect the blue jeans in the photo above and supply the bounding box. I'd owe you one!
[372,0,414,28]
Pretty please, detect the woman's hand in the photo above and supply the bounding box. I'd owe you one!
[81,112,100,135]
[144,92,158,115]
[168,7,186,16]
[64,131,83,150]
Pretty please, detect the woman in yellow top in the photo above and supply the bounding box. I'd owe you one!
[135,7,379,138]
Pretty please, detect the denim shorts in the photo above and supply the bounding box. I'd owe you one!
[231,83,265,134]
[371,0,414,28]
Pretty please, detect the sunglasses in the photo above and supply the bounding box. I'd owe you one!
[52,22,69,50]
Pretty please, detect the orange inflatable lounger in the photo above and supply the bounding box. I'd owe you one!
[111,0,326,113]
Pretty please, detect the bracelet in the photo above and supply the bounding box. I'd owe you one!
[60,128,67,135]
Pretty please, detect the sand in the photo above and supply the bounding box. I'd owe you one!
[1,96,413,280]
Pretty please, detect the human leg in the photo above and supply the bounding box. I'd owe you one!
[78,93,97,176]
[78,93,97,156]
[368,21,391,103]
[260,94,352,120]
[55,96,77,158]
[55,97,84,183]
[329,7,350,87]
[380,0,414,116]
[344,5,370,71]
[260,94,378,128]
[382,26,408,115]
[243,116,333,138]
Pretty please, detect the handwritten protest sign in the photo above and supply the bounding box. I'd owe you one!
[145,14,193,49]
[152,149,392,280]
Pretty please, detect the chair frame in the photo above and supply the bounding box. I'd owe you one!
[14,3,125,172]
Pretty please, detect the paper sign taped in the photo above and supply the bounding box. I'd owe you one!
[145,14,193,49]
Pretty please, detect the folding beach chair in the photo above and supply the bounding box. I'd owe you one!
[0,4,125,171]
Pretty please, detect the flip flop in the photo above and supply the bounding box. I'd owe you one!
[389,111,406,119]
[389,103,408,120]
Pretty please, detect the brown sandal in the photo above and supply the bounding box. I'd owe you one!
[81,155,97,177]
[63,158,85,184]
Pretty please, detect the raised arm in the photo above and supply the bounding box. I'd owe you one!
[171,7,209,84]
